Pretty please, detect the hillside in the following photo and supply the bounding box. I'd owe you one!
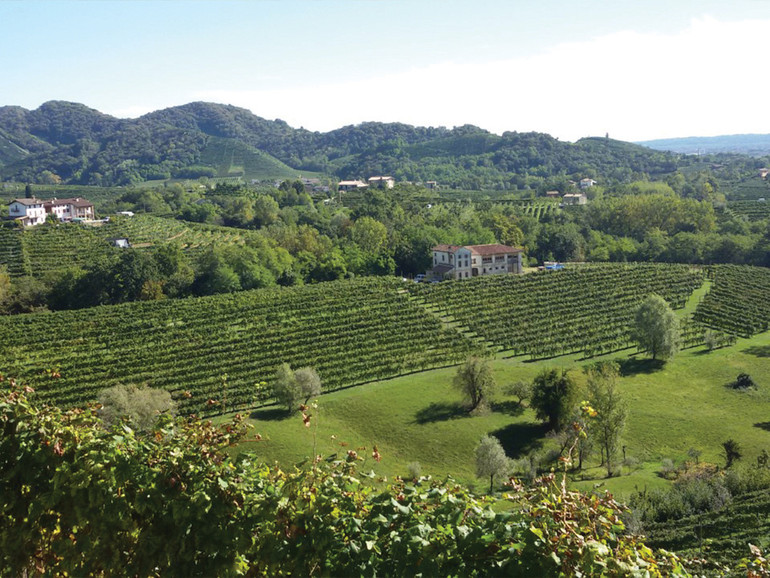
[6,262,766,419]
[0,100,695,188]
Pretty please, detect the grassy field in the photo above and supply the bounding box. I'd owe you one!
[241,330,770,498]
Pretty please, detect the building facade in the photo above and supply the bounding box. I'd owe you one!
[43,198,95,221]
[8,198,46,226]
[429,244,524,280]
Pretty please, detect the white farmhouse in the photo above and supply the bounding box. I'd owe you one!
[337,180,368,192]
[43,197,95,222]
[430,244,524,280]
[562,193,588,205]
[8,198,46,227]
[367,176,395,189]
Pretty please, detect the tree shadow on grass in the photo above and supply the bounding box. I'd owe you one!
[489,422,547,459]
[490,400,525,417]
[414,402,468,424]
[754,422,770,432]
[618,358,666,377]
[744,345,770,358]
[250,407,291,421]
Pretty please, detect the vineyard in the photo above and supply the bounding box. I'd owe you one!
[518,200,561,220]
[411,263,706,359]
[694,265,770,337]
[727,199,770,221]
[0,277,476,416]
[3,261,769,418]
[644,487,770,568]
[0,214,266,277]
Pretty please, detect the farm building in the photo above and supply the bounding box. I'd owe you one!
[337,180,368,192]
[8,198,46,227]
[562,193,588,205]
[367,176,395,189]
[429,243,524,280]
[43,198,95,222]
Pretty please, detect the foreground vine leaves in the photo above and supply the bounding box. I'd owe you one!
[0,382,689,576]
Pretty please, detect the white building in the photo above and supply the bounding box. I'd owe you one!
[8,198,46,227]
[43,198,95,222]
[562,193,588,205]
[337,180,368,192]
[430,244,524,280]
[367,176,395,189]
[578,178,597,189]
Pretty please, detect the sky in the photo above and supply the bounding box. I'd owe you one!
[2,0,770,142]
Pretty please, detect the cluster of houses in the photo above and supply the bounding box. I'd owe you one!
[543,178,596,205]
[338,176,395,192]
[427,243,524,281]
[337,177,439,192]
[8,197,95,227]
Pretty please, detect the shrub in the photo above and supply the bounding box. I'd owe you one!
[97,383,175,431]
[731,372,756,390]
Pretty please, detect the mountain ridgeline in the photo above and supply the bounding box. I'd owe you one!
[0,101,685,188]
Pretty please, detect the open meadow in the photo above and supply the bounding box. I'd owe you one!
[242,330,770,498]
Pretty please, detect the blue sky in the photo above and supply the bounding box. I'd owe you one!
[3,0,770,141]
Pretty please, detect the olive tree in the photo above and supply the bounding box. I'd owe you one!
[273,363,322,413]
[453,356,496,412]
[475,435,510,493]
[631,294,680,361]
[98,384,176,432]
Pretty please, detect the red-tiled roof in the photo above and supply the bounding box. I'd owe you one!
[10,198,43,206]
[466,244,523,255]
[43,197,94,208]
[432,244,462,253]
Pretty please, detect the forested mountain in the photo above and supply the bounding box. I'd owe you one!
[0,100,695,188]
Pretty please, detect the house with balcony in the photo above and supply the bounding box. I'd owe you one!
[429,244,524,280]
[8,198,46,227]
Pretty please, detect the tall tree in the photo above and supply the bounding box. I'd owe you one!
[631,294,680,360]
[585,362,627,477]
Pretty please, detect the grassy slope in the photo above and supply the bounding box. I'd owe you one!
[243,331,770,497]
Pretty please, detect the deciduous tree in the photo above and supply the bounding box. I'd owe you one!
[631,294,680,360]
[585,362,627,477]
[530,368,579,431]
[453,356,496,412]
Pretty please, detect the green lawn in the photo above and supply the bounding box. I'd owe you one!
[242,331,770,498]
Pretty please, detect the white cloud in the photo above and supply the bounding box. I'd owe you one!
[197,16,770,141]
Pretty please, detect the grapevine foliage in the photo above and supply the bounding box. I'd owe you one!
[0,383,687,576]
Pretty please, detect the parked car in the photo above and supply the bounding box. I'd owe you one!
[414,274,426,283]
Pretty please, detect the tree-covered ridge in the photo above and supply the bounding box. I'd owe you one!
[0,100,725,187]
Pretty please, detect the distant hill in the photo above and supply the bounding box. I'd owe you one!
[0,100,698,188]
[638,134,770,156]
